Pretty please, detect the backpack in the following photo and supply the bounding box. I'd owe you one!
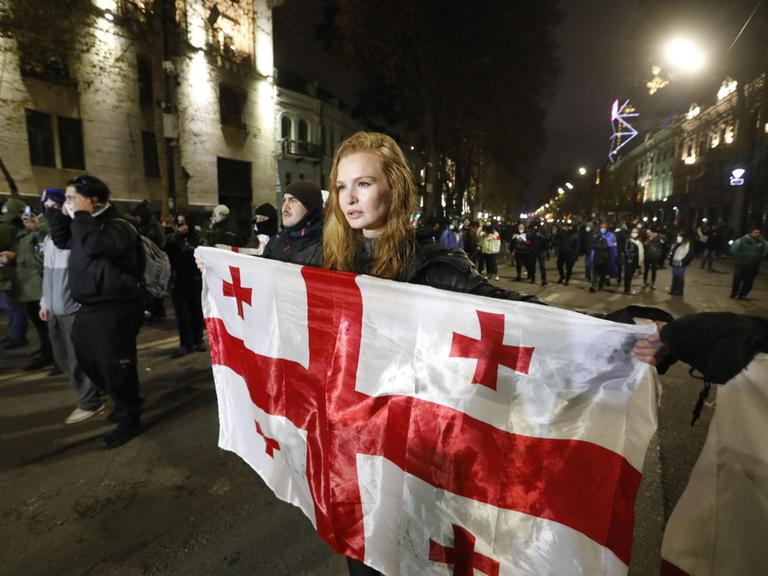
[137,233,172,297]
[115,218,171,298]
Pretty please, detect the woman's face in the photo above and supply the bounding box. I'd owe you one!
[336,152,390,238]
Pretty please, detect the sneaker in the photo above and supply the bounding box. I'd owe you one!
[23,355,54,371]
[65,403,106,425]
[563,280,569,286]
[101,423,143,450]
[3,338,28,350]
[541,281,548,286]
[194,341,208,353]
[171,346,192,358]
[493,275,500,281]
[589,287,597,293]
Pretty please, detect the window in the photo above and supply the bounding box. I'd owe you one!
[219,83,246,128]
[298,119,308,144]
[285,172,293,185]
[58,116,85,170]
[137,56,153,108]
[142,131,160,178]
[25,110,55,167]
[281,116,292,140]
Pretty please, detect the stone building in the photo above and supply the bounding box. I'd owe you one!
[274,68,364,203]
[607,74,768,232]
[0,0,276,231]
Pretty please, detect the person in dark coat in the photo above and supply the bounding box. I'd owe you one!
[511,223,534,282]
[556,224,580,285]
[262,180,324,265]
[622,227,644,295]
[589,224,617,293]
[247,202,279,254]
[668,231,694,296]
[643,228,666,290]
[580,223,594,281]
[528,223,549,285]
[165,211,207,358]
[51,175,144,449]
[210,204,246,247]
[729,225,768,300]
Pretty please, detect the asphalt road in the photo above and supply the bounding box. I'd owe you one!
[1,256,765,576]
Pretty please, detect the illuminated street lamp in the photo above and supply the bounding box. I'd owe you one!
[663,37,706,74]
[557,187,565,195]
[578,167,587,176]
[565,182,574,190]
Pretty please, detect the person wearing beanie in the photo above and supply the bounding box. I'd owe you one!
[0,197,28,348]
[48,175,144,449]
[262,180,324,265]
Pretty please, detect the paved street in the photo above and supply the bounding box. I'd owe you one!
[2,256,766,576]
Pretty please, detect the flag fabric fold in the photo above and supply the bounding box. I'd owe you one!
[197,247,659,575]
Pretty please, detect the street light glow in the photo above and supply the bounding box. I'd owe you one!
[565,182,574,190]
[578,167,587,175]
[664,37,705,74]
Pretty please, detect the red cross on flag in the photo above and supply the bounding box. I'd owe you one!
[197,247,659,576]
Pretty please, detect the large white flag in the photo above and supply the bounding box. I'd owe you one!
[660,353,768,576]
[197,247,659,575]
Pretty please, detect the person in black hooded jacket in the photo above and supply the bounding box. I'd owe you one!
[50,175,144,449]
[262,180,324,266]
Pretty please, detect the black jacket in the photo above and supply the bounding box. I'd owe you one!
[263,209,324,266]
[623,238,641,265]
[165,230,205,290]
[211,216,245,247]
[556,230,580,259]
[49,205,142,305]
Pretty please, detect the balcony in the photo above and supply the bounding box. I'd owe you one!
[281,139,324,160]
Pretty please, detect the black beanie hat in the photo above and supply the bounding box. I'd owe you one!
[285,180,323,213]
[252,202,278,222]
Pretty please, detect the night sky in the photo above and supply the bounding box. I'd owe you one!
[273,0,641,208]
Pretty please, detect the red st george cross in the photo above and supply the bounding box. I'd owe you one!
[222,266,252,319]
[450,310,534,389]
[255,420,280,457]
[430,524,500,576]
[207,266,641,570]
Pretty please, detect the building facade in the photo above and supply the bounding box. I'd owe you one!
[607,74,768,233]
[0,0,276,230]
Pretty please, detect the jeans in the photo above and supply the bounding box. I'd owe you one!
[700,249,715,270]
[49,312,101,411]
[670,265,686,295]
[0,290,27,341]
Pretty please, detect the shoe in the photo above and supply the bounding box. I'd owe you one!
[557,278,564,284]
[194,342,208,353]
[3,338,28,350]
[493,275,500,281]
[541,281,548,286]
[101,423,143,449]
[589,287,597,293]
[530,278,536,284]
[23,355,54,371]
[65,403,106,425]
[27,347,42,357]
[515,276,522,282]
[729,293,736,299]
[171,346,192,358]
[563,280,569,286]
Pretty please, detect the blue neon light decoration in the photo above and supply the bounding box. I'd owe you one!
[608,99,639,164]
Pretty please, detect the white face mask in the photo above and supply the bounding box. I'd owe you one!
[630,232,639,239]
[599,227,607,234]
[64,202,76,219]
[676,235,684,243]
[585,226,591,232]
[253,223,259,232]
[517,227,524,233]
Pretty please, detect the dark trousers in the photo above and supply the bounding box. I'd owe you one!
[172,283,204,349]
[591,262,608,290]
[514,253,533,280]
[531,252,547,283]
[23,300,52,357]
[71,300,143,427]
[623,261,638,293]
[731,264,760,298]
[557,254,576,282]
[643,260,658,286]
[481,253,498,276]
[670,265,686,295]
[0,290,27,341]
[347,558,382,576]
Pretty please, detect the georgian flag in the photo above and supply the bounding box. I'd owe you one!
[197,247,659,575]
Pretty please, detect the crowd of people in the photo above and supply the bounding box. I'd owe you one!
[428,217,767,299]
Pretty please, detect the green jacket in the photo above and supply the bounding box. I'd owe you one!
[15,219,49,302]
[730,234,768,267]
[0,198,24,292]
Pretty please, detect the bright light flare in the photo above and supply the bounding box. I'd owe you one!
[664,37,705,74]
[578,167,587,176]
[565,182,574,190]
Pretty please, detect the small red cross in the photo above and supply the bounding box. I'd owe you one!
[223,266,252,319]
[255,420,280,457]
[450,310,534,390]
[429,524,500,576]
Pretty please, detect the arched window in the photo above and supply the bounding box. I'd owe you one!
[298,119,308,144]
[281,116,292,141]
